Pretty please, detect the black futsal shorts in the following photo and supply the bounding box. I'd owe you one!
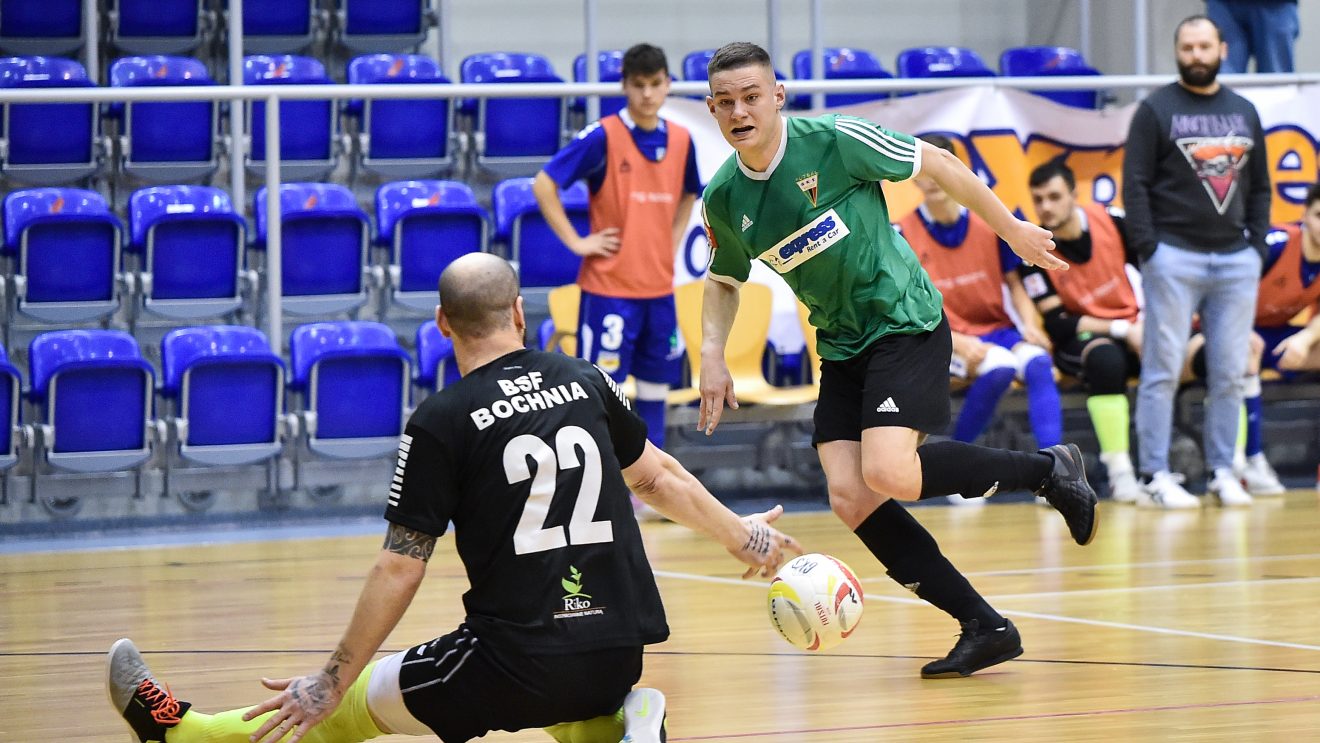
[812,313,953,445]
[399,624,644,742]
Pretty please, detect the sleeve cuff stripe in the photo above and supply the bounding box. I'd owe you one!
[706,271,745,288]
[836,119,916,162]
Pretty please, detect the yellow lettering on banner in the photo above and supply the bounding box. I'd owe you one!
[1264,128,1319,224]
[1061,147,1127,211]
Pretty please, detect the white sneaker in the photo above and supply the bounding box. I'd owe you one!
[620,687,666,743]
[1207,467,1253,507]
[1100,453,1141,503]
[1140,471,1201,509]
[945,493,987,507]
[1238,453,1285,495]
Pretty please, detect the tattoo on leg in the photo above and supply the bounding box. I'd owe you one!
[384,522,437,562]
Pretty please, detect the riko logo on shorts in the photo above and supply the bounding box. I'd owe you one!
[758,208,850,273]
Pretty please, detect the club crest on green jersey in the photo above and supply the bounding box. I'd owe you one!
[796,171,819,207]
[757,208,850,273]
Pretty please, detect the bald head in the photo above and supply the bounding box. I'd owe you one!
[437,253,520,339]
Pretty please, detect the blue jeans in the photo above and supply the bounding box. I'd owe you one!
[1206,0,1299,73]
[1136,243,1261,474]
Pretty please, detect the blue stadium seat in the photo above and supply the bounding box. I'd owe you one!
[243,55,337,180]
[337,0,430,53]
[254,182,370,316]
[160,325,284,465]
[0,56,100,185]
[289,321,409,458]
[571,50,625,118]
[792,47,892,107]
[234,0,318,54]
[127,185,246,321]
[376,179,487,314]
[27,330,154,473]
[459,52,566,171]
[999,46,1103,109]
[109,0,210,56]
[0,0,83,56]
[682,49,792,104]
[109,56,219,182]
[414,319,458,393]
[896,46,996,80]
[2,188,122,328]
[346,54,454,179]
[0,341,18,470]
[493,177,584,289]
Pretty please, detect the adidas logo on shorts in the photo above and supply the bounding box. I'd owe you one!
[876,397,900,413]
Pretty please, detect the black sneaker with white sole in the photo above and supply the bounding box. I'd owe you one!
[920,619,1023,679]
[1035,444,1100,546]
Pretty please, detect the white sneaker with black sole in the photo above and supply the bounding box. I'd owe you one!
[620,687,666,743]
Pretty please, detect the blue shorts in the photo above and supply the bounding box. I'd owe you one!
[1256,325,1303,374]
[979,326,1024,349]
[577,291,682,385]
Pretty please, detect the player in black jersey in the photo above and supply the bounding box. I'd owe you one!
[107,253,801,743]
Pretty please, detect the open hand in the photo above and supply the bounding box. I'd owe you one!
[729,505,804,579]
[243,672,342,743]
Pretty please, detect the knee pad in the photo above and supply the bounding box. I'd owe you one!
[1083,339,1130,395]
[976,344,1020,378]
[1014,344,1050,382]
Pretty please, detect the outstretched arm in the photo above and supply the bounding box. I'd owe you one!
[698,277,741,435]
[918,141,1063,270]
[244,523,434,742]
[623,441,802,577]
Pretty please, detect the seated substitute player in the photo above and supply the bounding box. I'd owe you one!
[899,134,1063,506]
[107,253,801,743]
[698,42,1098,679]
[533,43,700,455]
[1018,158,1152,505]
[1186,181,1320,496]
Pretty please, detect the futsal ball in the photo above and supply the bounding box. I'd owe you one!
[767,553,864,651]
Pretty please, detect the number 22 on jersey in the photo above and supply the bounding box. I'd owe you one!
[505,425,614,555]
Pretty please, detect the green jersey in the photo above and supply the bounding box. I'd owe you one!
[702,114,944,361]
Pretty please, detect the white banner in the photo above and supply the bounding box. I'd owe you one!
[659,83,1320,353]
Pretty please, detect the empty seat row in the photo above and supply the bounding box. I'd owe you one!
[4,320,452,486]
[0,0,432,60]
[0,178,586,334]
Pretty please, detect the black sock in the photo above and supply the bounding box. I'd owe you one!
[854,499,1004,628]
[917,440,1053,500]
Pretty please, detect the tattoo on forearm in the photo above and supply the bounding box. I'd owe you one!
[384,522,437,562]
[741,522,772,559]
[323,645,351,690]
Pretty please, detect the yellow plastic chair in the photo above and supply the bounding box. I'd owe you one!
[674,280,818,407]
[545,284,580,355]
[795,301,821,387]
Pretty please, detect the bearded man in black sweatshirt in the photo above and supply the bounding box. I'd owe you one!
[1122,14,1269,509]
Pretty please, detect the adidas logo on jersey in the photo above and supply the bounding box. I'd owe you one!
[876,397,900,413]
[741,214,753,231]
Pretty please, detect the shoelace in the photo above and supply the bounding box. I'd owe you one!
[136,678,183,724]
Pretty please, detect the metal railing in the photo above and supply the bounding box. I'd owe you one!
[2,71,1316,345]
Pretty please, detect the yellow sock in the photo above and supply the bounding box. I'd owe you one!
[168,662,386,743]
[544,710,624,743]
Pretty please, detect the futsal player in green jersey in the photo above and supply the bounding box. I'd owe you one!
[698,42,1099,678]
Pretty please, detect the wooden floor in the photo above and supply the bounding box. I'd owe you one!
[4,495,1320,741]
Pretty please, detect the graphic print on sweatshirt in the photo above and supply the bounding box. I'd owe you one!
[1171,112,1253,215]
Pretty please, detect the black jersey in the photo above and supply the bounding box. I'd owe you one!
[385,347,669,654]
